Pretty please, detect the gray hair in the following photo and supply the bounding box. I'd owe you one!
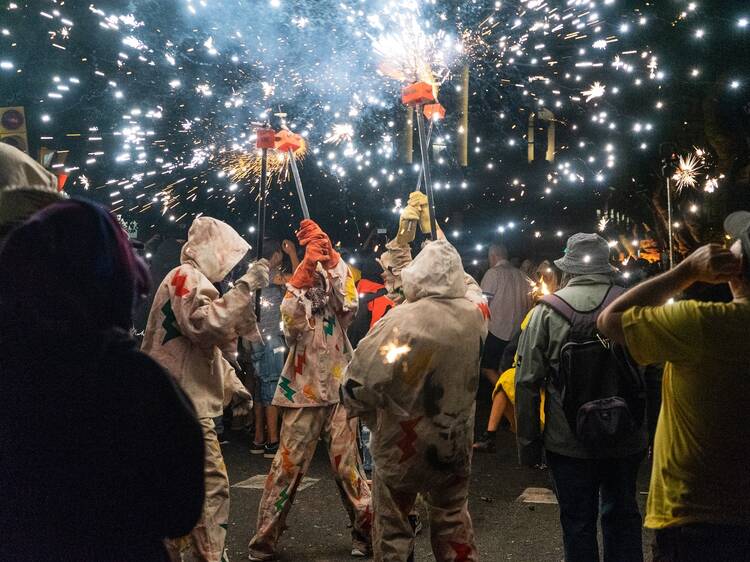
[489,243,508,260]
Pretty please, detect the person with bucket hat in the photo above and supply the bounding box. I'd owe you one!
[598,214,750,561]
[515,233,648,562]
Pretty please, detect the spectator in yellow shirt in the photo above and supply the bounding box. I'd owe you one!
[598,211,750,562]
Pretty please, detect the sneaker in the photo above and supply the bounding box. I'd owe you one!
[248,553,276,561]
[250,441,266,455]
[472,432,496,453]
[351,544,371,558]
[263,442,279,459]
[408,513,423,536]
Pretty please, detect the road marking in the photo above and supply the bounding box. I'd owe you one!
[516,487,558,504]
[232,475,320,491]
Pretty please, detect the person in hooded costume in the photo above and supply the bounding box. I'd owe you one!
[0,200,205,561]
[247,219,372,561]
[0,143,64,243]
[341,192,489,562]
[142,216,269,562]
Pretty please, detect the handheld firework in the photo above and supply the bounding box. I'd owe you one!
[275,129,310,220]
[402,82,438,240]
[254,125,276,319]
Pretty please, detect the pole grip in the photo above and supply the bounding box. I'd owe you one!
[288,149,310,220]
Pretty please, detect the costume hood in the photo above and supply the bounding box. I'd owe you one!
[0,200,149,335]
[401,240,467,302]
[180,216,250,283]
[0,143,57,192]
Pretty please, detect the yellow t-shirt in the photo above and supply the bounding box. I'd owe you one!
[622,299,750,529]
[491,310,545,425]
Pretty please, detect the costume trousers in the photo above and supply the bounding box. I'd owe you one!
[248,404,372,559]
[372,469,477,562]
[167,417,230,562]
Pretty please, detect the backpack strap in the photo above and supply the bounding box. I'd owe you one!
[540,285,621,339]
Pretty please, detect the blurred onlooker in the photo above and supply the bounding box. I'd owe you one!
[246,238,298,458]
[516,233,647,562]
[480,243,533,386]
[0,200,205,561]
[520,258,536,278]
[0,143,63,243]
[599,212,750,561]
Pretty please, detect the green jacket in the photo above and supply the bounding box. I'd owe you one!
[515,274,648,465]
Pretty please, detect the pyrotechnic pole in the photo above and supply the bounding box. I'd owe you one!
[276,129,310,220]
[416,107,437,241]
[458,64,469,167]
[255,127,276,320]
[288,152,310,220]
[666,177,674,270]
[403,106,414,164]
[403,82,438,240]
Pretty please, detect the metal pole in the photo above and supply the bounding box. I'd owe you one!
[666,177,674,270]
[288,149,310,220]
[255,148,268,320]
[415,105,437,241]
[414,119,434,192]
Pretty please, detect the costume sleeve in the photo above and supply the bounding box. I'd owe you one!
[622,301,703,366]
[514,305,548,466]
[327,258,359,330]
[169,266,259,348]
[341,312,403,420]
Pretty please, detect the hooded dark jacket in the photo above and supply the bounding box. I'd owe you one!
[0,200,204,561]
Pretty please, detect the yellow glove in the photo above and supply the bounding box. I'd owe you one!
[396,205,419,246]
[408,191,434,235]
[407,191,428,209]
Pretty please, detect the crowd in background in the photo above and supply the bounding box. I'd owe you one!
[1,141,749,562]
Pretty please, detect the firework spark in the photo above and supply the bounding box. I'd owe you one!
[219,141,307,183]
[672,152,704,190]
[582,81,606,103]
[324,123,355,145]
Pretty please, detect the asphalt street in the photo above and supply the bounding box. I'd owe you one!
[221,420,654,562]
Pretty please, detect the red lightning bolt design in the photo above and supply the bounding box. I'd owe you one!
[294,350,307,378]
[280,446,294,474]
[171,269,190,297]
[477,302,490,320]
[396,417,422,463]
[449,542,473,562]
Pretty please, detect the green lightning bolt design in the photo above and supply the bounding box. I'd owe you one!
[323,315,336,336]
[278,377,296,402]
[274,485,290,512]
[161,300,183,344]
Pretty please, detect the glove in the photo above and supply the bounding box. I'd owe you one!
[295,219,340,269]
[290,237,331,289]
[296,219,327,247]
[406,191,433,235]
[407,190,428,209]
[396,205,419,246]
[232,395,254,418]
[241,259,270,290]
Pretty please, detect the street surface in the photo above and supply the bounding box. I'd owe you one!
[221,416,654,561]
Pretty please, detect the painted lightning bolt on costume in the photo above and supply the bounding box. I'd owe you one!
[142,217,268,562]
[342,234,489,562]
[248,220,372,561]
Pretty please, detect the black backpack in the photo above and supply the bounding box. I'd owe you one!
[540,286,646,448]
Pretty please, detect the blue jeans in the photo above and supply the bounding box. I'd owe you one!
[547,450,645,562]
